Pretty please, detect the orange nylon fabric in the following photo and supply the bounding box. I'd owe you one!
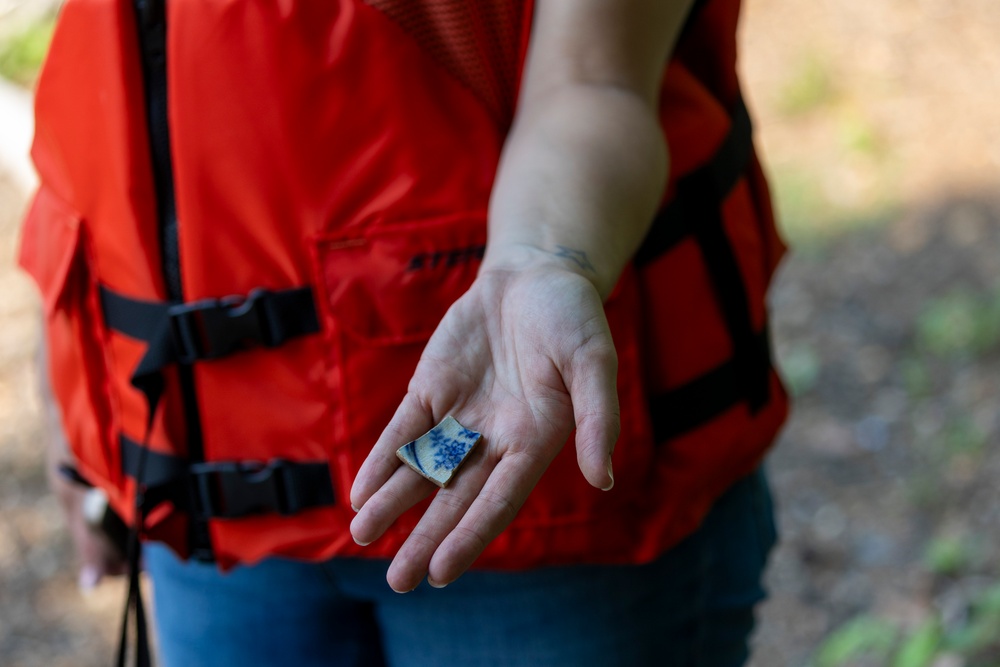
[363,0,529,124]
[20,0,787,570]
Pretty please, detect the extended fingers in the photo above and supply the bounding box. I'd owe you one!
[426,451,544,587]
[384,449,493,592]
[350,395,434,511]
[350,466,436,546]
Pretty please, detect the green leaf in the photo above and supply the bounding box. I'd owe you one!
[815,616,897,667]
[0,15,56,87]
[893,620,941,667]
[924,536,972,576]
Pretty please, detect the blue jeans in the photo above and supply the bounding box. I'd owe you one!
[146,469,777,667]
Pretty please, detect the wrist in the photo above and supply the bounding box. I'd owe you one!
[480,242,618,299]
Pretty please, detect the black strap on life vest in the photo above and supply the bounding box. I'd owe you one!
[680,0,714,45]
[103,282,328,667]
[634,99,753,266]
[117,1,328,665]
[101,282,321,447]
[117,0,168,663]
[100,286,330,513]
[101,284,320,369]
[635,97,774,443]
[119,435,335,519]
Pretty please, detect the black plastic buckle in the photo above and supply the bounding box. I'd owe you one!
[168,289,273,363]
[190,459,293,519]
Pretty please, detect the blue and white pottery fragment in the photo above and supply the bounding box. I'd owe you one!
[396,416,482,488]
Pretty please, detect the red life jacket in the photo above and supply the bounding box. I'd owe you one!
[19,0,788,570]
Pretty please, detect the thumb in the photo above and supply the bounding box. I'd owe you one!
[566,341,620,491]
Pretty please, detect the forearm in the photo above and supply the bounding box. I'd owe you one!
[483,82,667,299]
[38,319,72,482]
[482,0,695,299]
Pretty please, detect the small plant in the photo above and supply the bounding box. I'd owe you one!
[923,536,973,577]
[777,342,822,396]
[811,583,1000,666]
[0,13,57,87]
[838,113,882,159]
[778,53,838,117]
[814,615,897,667]
[770,164,834,246]
[898,356,931,399]
[891,620,941,667]
[941,418,987,458]
[946,584,1000,658]
[916,288,1000,358]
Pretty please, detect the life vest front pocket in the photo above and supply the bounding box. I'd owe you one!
[312,212,488,518]
[19,186,120,495]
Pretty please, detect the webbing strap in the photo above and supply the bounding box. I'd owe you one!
[693,212,771,412]
[119,435,336,519]
[101,285,320,367]
[634,98,752,266]
[682,0,713,33]
[650,330,772,443]
[103,282,321,665]
[637,97,773,440]
[117,517,150,667]
[119,434,186,487]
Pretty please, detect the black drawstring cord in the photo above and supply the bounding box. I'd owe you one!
[116,375,163,667]
[116,495,151,667]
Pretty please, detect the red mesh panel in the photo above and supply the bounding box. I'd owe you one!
[364,0,529,124]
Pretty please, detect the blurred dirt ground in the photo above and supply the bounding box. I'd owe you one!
[1,0,999,665]
[740,0,1000,664]
[0,173,124,666]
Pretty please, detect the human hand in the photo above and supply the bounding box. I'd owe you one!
[38,320,128,589]
[49,467,128,591]
[350,262,620,592]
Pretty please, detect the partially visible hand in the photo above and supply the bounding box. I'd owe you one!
[350,263,620,592]
[49,469,128,591]
[38,317,127,591]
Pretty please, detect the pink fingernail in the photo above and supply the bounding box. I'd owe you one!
[78,565,100,592]
[602,458,615,491]
[390,584,416,594]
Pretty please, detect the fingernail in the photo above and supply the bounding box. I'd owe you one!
[427,577,448,589]
[349,515,370,546]
[78,565,100,593]
[390,584,417,594]
[602,458,615,491]
[351,503,360,513]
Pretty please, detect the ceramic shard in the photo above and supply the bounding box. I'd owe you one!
[396,416,482,488]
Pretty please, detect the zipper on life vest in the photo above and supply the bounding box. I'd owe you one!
[134,0,214,562]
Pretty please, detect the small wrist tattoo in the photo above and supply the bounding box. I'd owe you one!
[553,245,596,273]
